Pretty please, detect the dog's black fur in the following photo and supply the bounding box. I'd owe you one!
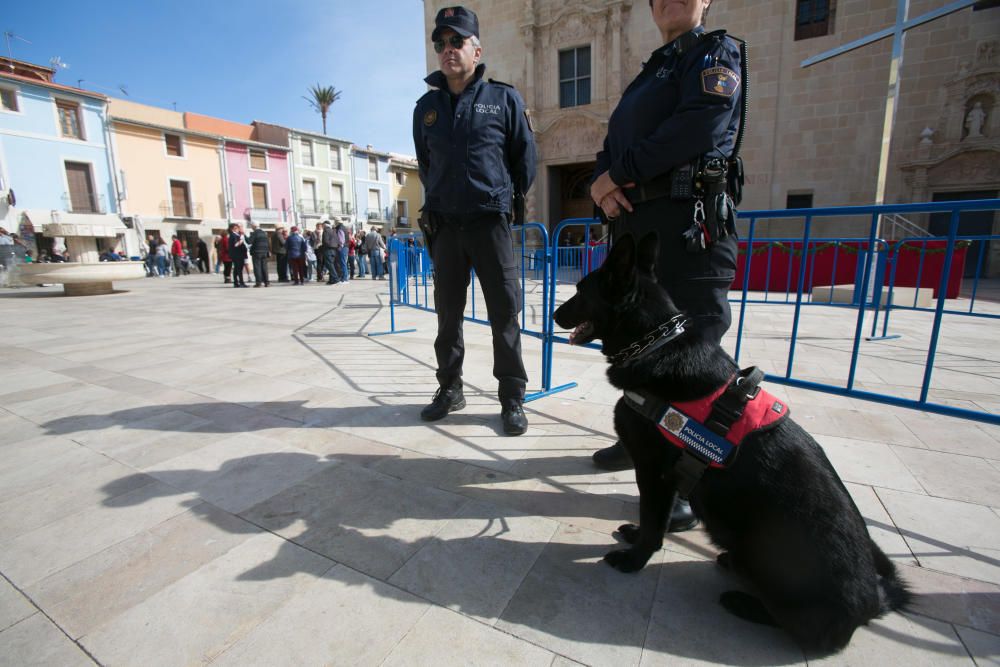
[553,233,910,654]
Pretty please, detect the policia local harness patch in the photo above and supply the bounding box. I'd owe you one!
[623,367,788,497]
[701,66,740,98]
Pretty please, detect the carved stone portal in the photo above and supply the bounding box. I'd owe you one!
[538,114,605,162]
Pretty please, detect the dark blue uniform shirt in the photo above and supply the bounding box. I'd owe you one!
[413,64,536,217]
[595,28,743,187]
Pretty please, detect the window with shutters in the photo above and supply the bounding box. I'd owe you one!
[170,180,193,217]
[302,180,317,212]
[64,162,96,212]
[164,133,183,157]
[330,147,341,170]
[559,46,591,109]
[368,189,381,218]
[0,87,18,112]
[795,0,834,40]
[395,172,407,186]
[368,157,378,180]
[330,183,344,214]
[249,149,268,171]
[252,182,269,209]
[56,100,84,139]
[301,139,314,166]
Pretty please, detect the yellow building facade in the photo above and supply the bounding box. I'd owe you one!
[108,98,228,254]
[389,156,423,231]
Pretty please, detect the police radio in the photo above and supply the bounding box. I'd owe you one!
[670,163,695,200]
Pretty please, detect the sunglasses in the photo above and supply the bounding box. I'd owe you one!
[433,34,467,53]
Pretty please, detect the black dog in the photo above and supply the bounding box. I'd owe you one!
[553,233,909,653]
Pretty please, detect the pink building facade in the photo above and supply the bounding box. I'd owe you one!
[184,112,292,226]
[223,142,293,225]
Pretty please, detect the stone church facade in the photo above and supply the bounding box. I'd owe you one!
[422,1,999,269]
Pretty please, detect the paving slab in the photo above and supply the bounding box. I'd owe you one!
[0,273,997,665]
[876,488,1000,585]
[241,460,470,580]
[214,565,431,666]
[640,551,805,666]
[26,504,259,639]
[77,532,333,666]
[383,605,557,666]
[954,625,1000,666]
[496,524,665,666]
[0,613,94,666]
[388,498,559,622]
[0,577,35,632]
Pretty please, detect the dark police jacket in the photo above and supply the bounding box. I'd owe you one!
[594,28,743,187]
[228,232,247,262]
[413,64,536,217]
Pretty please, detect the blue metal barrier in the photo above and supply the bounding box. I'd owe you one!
[373,225,577,401]
[541,202,999,427]
[732,200,1000,425]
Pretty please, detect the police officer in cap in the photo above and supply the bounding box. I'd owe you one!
[588,0,746,531]
[413,6,537,435]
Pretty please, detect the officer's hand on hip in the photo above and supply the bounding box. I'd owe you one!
[600,188,633,219]
[590,171,634,207]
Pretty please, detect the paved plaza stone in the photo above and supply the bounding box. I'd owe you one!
[0,273,998,665]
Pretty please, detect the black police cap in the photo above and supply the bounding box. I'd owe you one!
[431,6,480,41]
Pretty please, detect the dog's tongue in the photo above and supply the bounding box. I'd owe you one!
[569,324,584,345]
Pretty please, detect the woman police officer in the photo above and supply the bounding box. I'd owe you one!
[587,0,747,524]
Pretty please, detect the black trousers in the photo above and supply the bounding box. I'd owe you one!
[232,258,247,286]
[430,212,527,402]
[277,254,288,281]
[223,261,232,281]
[616,197,737,345]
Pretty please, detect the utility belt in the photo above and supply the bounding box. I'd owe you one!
[624,156,743,254]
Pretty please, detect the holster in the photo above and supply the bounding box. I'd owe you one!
[417,209,437,251]
[513,193,526,227]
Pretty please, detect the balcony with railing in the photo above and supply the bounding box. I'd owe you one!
[367,206,392,222]
[159,201,205,219]
[297,200,353,217]
[62,193,108,214]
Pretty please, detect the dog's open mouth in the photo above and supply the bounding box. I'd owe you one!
[569,321,595,345]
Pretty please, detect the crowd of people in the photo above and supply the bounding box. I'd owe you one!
[137,220,392,287]
[216,220,390,288]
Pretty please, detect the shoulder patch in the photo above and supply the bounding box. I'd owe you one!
[423,109,438,127]
[524,108,534,132]
[701,67,740,98]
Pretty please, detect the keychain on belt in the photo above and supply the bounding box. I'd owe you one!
[683,197,712,253]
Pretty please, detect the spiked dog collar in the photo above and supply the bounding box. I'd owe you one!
[607,314,688,365]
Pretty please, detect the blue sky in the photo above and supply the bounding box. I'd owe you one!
[5,0,430,155]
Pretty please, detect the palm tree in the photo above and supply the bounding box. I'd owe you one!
[304,84,342,135]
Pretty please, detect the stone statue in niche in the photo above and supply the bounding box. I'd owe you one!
[964,101,987,140]
[976,41,996,68]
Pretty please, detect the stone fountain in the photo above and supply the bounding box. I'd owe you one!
[12,211,144,295]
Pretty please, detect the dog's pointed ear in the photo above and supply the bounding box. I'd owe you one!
[604,234,637,291]
[636,232,659,278]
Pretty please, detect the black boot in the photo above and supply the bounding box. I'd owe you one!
[501,399,528,436]
[592,441,632,471]
[420,383,465,421]
[668,497,699,533]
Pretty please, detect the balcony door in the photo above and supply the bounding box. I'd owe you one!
[302,180,317,213]
[252,182,269,210]
[65,161,96,213]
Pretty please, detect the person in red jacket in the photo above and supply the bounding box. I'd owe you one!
[170,235,185,277]
[217,233,232,283]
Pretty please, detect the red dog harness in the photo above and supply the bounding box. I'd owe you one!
[623,366,789,495]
